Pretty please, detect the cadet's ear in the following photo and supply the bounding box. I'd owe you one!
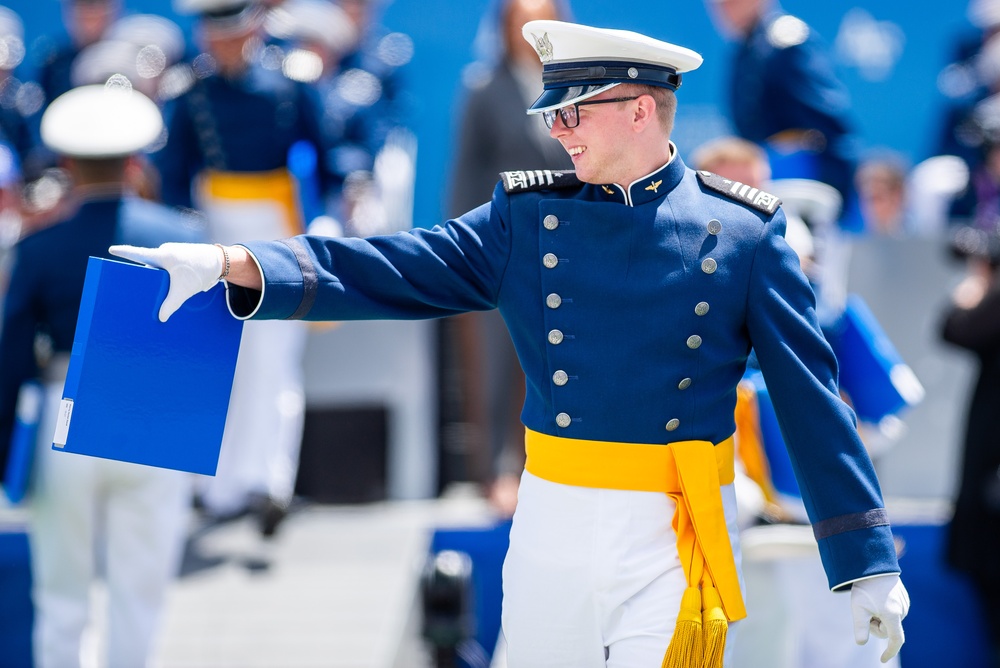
[632,94,657,133]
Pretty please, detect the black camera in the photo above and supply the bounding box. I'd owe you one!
[948,225,1000,266]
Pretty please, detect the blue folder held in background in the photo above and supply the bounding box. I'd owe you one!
[52,257,242,475]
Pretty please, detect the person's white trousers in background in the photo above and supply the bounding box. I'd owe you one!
[30,380,191,668]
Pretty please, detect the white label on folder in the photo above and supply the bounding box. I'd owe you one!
[52,399,73,448]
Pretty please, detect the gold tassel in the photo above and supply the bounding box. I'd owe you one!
[701,586,728,668]
[662,587,703,668]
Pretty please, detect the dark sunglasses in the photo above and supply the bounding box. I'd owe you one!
[542,96,639,129]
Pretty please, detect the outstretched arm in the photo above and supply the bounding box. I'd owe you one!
[109,243,262,321]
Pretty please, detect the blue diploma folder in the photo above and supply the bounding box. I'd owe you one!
[53,257,242,475]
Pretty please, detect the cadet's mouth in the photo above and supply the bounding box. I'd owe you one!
[568,146,586,157]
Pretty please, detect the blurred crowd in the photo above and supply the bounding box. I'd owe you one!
[2,0,1000,665]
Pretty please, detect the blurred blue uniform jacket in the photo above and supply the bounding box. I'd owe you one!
[0,194,203,472]
[227,153,899,589]
[729,10,859,208]
[155,63,333,210]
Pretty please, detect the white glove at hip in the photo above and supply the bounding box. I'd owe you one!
[851,573,910,663]
[110,243,224,322]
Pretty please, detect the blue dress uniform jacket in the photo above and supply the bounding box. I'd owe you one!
[729,11,858,207]
[0,194,202,469]
[155,63,333,210]
[228,153,899,589]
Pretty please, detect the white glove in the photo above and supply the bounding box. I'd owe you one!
[110,243,224,322]
[851,573,910,663]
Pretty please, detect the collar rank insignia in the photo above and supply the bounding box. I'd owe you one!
[696,170,781,215]
[602,185,615,195]
[645,179,663,193]
[500,169,581,194]
[533,32,554,62]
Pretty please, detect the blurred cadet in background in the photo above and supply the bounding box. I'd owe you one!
[0,5,49,246]
[855,153,909,237]
[262,0,357,230]
[442,0,572,517]
[318,0,415,236]
[155,0,338,537]
[0,6,28,261]
[35,0,120,106]
[940,242,1000,668]
[0,6,41,180]
[705,0,862,232]
[100,13,189,103]
[689,136,771,205]
[71,13,189,202]
[934,0,1000,172]
[947,83,1000,234]
[0,85,200,668]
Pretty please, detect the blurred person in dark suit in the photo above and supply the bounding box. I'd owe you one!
[443,0,572,516]
[941,245,1000,668]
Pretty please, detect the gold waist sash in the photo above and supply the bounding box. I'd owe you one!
[524,426,747,665]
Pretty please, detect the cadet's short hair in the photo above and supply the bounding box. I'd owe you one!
[616,83,677,135]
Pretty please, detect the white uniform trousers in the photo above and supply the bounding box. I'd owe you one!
[30,380,191,668]
[501,470,743,668]
[195,170,308,515]
[200,318,307,513]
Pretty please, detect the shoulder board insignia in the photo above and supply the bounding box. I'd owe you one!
[500,170,581,194]
[697,171,781,216]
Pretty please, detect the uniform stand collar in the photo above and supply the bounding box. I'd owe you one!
[589,142,686,207]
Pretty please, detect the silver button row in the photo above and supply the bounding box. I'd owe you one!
[546,293,562,309]
[556,412,572,428]
[544,214,559,230]
[543,253,559,269]
[668,220,719,434]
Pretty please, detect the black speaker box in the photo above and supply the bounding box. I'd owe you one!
[295,405,389,503]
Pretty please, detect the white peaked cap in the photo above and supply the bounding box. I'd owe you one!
[41,84,163,158]
[266,0,356,52]
[106,14,186,65]
[522,20,703,113]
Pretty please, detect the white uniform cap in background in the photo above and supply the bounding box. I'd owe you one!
[265,0,356,53]
[0,5,24,71]
[106,14,186,67]
[969,0,1000,29]
[767,178,843,230]
[41,85,163,158]
[521,19,702,113]
[71,40,142,87]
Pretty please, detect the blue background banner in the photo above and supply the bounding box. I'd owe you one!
[9,0,974,229]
